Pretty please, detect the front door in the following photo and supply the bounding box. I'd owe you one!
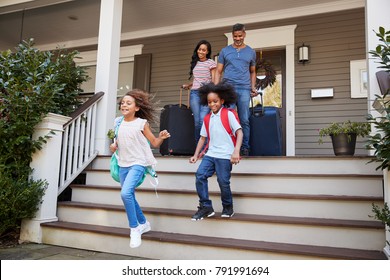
[255,49,286,155]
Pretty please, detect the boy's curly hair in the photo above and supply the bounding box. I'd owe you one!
[198,82,237,107]
[118,89,159,123]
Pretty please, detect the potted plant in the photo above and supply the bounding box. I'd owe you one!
[318,120,370,156]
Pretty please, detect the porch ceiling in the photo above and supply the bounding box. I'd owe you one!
[0,0,364,50]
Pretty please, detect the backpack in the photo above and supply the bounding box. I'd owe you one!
[200,107,240,156]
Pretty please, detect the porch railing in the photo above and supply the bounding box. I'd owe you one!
[58,91,105,195]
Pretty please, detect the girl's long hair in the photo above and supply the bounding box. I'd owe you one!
[188,40,212,79]
[118,89,159,124]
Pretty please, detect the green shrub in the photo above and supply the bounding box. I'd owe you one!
[366,27,390,170]
[0,39,88,237]
[0,175,46,236]
[371,203,390,246]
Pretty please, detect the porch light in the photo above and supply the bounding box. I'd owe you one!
[298,43,309,64]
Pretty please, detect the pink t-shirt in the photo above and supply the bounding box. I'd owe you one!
[192,59,216,89]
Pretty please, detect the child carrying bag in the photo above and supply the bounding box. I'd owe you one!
[110,117,159,193]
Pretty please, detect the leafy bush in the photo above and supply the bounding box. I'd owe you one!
[366,27,390,170]
[0,39,88,237]
[371,203,390,246]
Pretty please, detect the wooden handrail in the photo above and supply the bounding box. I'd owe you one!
[58,91,105,195]
[64,91,105,127]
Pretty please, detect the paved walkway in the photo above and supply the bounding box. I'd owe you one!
[0,242,149,260]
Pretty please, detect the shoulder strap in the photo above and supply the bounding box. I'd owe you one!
[114,116,124,138]
[203,112,211,141]
[221,107,239,146]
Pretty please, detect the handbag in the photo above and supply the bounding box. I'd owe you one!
[110,151,120,182]
[110,149,155,188]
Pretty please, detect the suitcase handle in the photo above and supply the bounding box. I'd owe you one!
[179,87,190,108]
[250,91,264,116]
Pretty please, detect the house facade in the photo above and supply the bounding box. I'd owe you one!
[0,0,388,157]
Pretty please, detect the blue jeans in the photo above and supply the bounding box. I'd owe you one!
[195,155,233,208]
[190,89,210,143]
[119,165,146,228]
[229,87,251,150]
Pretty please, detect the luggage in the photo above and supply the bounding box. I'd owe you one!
[159,88,196,155]
[249,94,283,156]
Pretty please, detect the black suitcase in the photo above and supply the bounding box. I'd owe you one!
[159,89,196,155]
[249,95,283,156]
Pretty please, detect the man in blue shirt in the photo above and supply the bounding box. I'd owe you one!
[215,23,257,156]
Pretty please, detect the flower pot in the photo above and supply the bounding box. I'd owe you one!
[331,133,357,156]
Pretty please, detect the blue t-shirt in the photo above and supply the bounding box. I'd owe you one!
[218,45,256,89]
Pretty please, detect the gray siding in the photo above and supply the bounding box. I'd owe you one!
[293,9,368,156]
[119,8,368,156]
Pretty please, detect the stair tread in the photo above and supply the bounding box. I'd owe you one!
[70,184,384,201]
[85,169,383,178]
[41,221,387,260]
[58,201,384,229]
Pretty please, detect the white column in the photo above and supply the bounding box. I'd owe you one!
[20,113,71,243]
[94,0,123,155]
[365,0,390,259]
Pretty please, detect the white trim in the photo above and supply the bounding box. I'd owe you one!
[35,0,363,50]
[75,45,143,66]
[224,25,297,156]
[350,59,368,98]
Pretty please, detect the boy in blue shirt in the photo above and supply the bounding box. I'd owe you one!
[189,82,243,220]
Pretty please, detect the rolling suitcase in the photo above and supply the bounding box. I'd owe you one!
[159,88,196,155]
[249,94,283,156]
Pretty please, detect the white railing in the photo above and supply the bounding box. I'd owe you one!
[58,92,104,195]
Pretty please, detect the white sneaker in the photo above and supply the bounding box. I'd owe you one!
[139,221,151,235]
[130,227,142,248]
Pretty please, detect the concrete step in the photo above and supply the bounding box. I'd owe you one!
[57,201,385,251]
[84,170,383,196]
[41,221,387,260]
[69,184,384,220]
[90,156,382,176]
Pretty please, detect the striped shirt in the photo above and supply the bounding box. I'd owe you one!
[192,59,216,89]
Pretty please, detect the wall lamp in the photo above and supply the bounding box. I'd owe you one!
[298,43,310,64]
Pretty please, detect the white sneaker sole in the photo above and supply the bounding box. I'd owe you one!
[191,211,215,221]
[221,212,235,218]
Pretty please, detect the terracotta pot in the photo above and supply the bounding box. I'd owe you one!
[331,133,357,156]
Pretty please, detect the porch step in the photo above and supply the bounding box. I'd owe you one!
[42,156,387,259]
[56,200,385,251]
[41,221,387,260]
[70,184,383,220]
